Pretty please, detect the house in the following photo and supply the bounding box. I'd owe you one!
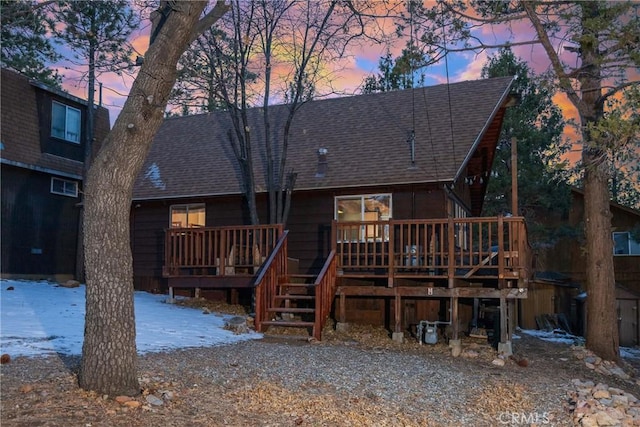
[1,68,110,280]
[525,188,640,346]
[131,77,530,350]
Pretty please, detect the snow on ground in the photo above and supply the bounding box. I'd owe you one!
[0,279,261,358]
[2,279,639,362]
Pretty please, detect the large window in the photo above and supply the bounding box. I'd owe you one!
[335,194,391,241]
[613,232,640,256]
[170,204,205,228]
[50,177,78,197]
[51,101,81,143]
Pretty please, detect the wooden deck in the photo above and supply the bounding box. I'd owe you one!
[332,216,531,288]
[162,216,531,345]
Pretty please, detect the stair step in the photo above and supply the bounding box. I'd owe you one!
[275,295,315,300]
[279,282,315,288]
[268,307,315,314]
[261,320,315,327]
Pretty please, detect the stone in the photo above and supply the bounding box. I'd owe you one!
[595,411,619,426]
[115,395,133,404]
[160,390,175,401]
[123,400,141,408]
[461,349,479,358]
[146,394,164,406]
[612,395,630,407]
[392,332,404,343]
[19,384,34,393]
[579,415,598,427]
[585,362,595,370]
[593,389,612,400]
[585,356,597,364]
[1,354,10,364]
[492,358,505,367]
[224,316,249,334]
[60,280,80,288]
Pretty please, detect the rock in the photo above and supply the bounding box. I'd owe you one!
[123,400,141,408]
[1,353,10,364]
[6,286,14,291]
[585,362,595,370]
[115,395,134,404]
[461,349,478,358]
[160,390,174,401]
[593,389,612,400]
[19,384,34,393]
[612,395,630,407]
[579,415,598,427]
[595,411,619,426]
[585,356,597,364]
[224,316,249,334]
[492,358,505,367]
[146,394,164,406]
[60,280,80,288]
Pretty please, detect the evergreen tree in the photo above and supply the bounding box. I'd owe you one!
[481,48,571,245]
[0,0,61,87]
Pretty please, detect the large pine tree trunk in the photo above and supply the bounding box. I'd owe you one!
[583,151,618,361]
[79,2,210,396]
[579,1,618,362]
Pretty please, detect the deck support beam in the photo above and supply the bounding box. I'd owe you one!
[393,291,403,342]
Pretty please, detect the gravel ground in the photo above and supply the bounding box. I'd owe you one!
[2,326,639,427]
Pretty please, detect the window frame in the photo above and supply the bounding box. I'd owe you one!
[51,100,81,144]
[50,177,78,197]
[613,231,640,256]
[334,193,392,242]
[169,203,206,228]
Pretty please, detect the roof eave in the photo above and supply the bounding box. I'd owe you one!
[453,78,515,183]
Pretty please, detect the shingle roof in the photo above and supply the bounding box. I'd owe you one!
[0,68,110,178]
[133,76,514,200]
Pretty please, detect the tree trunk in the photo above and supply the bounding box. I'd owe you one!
[79,1,211,396]
[579,1,618,362]
[583,149,618,361]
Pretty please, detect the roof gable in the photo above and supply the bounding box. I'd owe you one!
[1,68,110,178]
[134,77,514,201]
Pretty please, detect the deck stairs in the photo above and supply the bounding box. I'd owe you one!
[259,275,319,337]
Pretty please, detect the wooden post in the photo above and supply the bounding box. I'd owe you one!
[511,137,518,216]
[392,290,404,342]
[451,296,459,340]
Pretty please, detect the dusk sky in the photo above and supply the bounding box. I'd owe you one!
[52,3,638,165]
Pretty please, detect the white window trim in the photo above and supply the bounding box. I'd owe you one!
[334,193,392,242]
[51,101,81,144]
[613,231,640,256]
[50,177,78,197]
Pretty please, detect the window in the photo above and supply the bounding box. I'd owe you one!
[613,232,640,256]
[51,101,81,143]
[170,204,205,228]
[335,194,391,241]
[51,177,78,197]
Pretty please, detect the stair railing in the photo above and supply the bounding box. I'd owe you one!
[312,250,337,340]
[253,230,289,333]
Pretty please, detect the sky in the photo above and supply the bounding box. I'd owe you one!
[0,279,261,358]
[52,2,639,169]
[2,279,640,361]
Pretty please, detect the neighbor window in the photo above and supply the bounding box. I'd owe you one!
[170,204,205,228]
[335,194,391,241]
[613,232,640,256]
[51,101,81,143]
[50,177,78,197]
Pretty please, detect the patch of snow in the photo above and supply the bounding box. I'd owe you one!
[620,346,640,360]
[520,328,579,345]
[0,279,261,358]
[144,163,166,190]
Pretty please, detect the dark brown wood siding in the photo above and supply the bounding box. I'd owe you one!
[1,165,81,276]
[131,183,447,290]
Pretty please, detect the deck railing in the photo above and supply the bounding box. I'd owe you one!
[254,230,289,333]
[332,216,531,286]
[312,250,338,340]
[163,224,283,277]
